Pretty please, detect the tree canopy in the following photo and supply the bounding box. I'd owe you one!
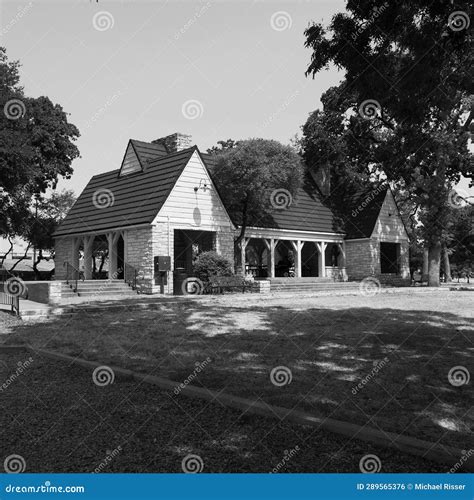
[208,138,304,243]
[0,47,80,243]
[304,1,473,285]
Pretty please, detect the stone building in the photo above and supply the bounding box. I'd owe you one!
[54,132,410,294]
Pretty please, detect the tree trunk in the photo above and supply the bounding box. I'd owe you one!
[442,244,452,282]
[422,247,429,276]
[32,249,43,280]
[427,241,441,287]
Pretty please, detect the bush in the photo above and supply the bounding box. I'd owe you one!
[193,251,233,284]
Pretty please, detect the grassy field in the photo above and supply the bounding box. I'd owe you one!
[2,290,473,451]
[0,352,445,472]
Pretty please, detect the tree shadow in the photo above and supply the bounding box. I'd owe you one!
[4,298,473,450]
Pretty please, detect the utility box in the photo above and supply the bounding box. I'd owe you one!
[154,256,171,273]
[154,256,171,292]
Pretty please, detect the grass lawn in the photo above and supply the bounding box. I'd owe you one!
[2,290,473,452]
[0,352,445,472]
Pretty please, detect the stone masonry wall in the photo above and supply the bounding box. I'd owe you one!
[125,227,155,294]
[54,237,75,280]
[345,238,410,281]
[345,239,379,280]
[124,224,236,295]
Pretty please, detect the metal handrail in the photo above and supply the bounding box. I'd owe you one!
[64,261,81,292]
[123,262,138,290]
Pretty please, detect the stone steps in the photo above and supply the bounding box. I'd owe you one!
[59,279,137,298]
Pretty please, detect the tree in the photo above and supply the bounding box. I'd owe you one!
[304,1,473,286]
[25,190,76,279]
[208,139,304,268]
[0,47,80,264]
[206,139,238,155]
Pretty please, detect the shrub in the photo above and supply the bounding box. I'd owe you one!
[193,251,233,284]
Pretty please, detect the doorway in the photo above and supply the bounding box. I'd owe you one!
[380,242,400,274]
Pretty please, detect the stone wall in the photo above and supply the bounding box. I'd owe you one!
[124,227,155,294]
[124,224,236,295]
[54,237,76,280]
[215,229,235,271]
[25,281,62,305]
[345,239,379,280]
[345,238,410,281]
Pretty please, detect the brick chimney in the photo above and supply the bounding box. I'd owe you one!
[152,133,192,153]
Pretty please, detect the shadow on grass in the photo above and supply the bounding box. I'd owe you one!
[4,298,473,449]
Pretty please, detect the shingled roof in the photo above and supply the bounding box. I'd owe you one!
[202,154,339,234]
[56,139,342,238]
[54,146,196,236]
[342,186,389,239]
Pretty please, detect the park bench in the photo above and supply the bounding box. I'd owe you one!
[208,276,253,294]
[413,273,429,285]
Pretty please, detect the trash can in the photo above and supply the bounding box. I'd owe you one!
[173,268,187,295]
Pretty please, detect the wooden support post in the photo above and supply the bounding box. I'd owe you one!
[264,238,276,278]
[290,240,303,277]
[240,238,248,276]
[107,232,120,278]
[83,236,94,280]
[316,242,327,278]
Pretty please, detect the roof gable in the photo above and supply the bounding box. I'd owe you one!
[54,147,196,236]
[119,141,142,177]
[154,150,235,229]
[343,187,388,239]
[371,189,409,240]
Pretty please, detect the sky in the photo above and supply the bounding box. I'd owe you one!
[1,0,472,198]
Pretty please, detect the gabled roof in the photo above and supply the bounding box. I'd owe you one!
[342,186,389,239]
[54,147,197,236]
[130,139,168,166]
[201,153,338,234]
